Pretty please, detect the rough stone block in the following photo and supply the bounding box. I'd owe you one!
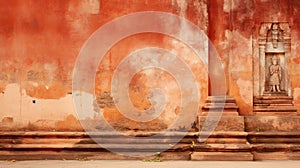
[245,116,300,132]
[253,152,300,160]
[191,152,253,161]
[199,116,245,132]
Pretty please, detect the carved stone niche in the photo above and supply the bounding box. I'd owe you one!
[258,22,291,96]
[253,22,296,115]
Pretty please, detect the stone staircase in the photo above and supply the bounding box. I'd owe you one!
[248,132,300,160]
[244,115,300,160]
[253,93,297,116]
[191,96,253,160]
[191,131,253,161]
[201,96,239,116]
[1,131,300,160]
[0,131,197,160]
[0,131,254,161]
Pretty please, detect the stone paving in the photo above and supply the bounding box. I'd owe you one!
[0,160,300,168]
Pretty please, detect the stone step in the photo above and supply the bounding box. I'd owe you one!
[202,104,238,110]
[199,116,245,132]
[201,109,239,113]
[193,144,251,152]
[197,131,247,139]
[254,104,293,106]
[0,131,197,160]
[191,152,253,161]
[253,99,293,104]
[253,112,298,116]
[262,92,288,96]
[205,97,236,103]
[0,143,191,152]
[248,132,300,144]
[0,137,197,145]
[253,152,300,161]
[0,132,247,144]
[0,132,199,148]
[198,131,248,144]
[0,131,199,155]
[245,116,300,132]
[253,106,297,112]
[204,103,238,106]
[251,144,300,152]
[249,138,300,144]
[200,112,239,116]
[254,96,293,100]
[202,96,239,115]
[2,131,300,161]
[0,151,191,160]
[0,131,198,137]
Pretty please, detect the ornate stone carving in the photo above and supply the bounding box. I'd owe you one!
[256,22,291,95]
[259,23,272,38]
[268,56,282,92]
[279,23,291,37]
[267,23,284,49]
[265,23,285,53]
[259,22,290,40]
[254,22,297,116]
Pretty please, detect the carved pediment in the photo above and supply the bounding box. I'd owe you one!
[259,22,291,39]
[259,22,291,53]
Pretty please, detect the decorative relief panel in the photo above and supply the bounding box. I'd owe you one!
[257,22,291,95]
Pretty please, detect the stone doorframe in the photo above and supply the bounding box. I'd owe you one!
[255,22,292,96]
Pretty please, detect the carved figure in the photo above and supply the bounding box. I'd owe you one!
[267,23,283,49]
[271,23,279,48]
[269,56,282,92]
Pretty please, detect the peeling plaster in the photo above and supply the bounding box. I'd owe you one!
[294,88,300,103]
[223,0,237,13]
[0,83,75,125]
[236,79,252,105]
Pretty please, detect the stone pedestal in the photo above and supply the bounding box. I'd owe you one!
[253,93,297,116]
[191,96,253,161]
[245,116,300,160]
[201,96,239,116]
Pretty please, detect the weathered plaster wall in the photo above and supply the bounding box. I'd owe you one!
[0,0,209,131]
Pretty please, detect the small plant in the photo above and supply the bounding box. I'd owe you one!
[143,152,162,162]
[190,140,197,148]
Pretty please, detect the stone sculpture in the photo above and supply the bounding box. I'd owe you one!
[269,56,281,92]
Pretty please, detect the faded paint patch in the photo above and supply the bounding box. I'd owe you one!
[223,0,237,13]
[193,0,208,31]
[294,88,300,114]
[236,78,252,105]
[173,0,188,15]
[293,88,300,104]
[0,83,75,127]
[55,114,83,131]
[0,84,21,123]
[229,30,252,72]
[68,0,100,14]
[87,0,100,14]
